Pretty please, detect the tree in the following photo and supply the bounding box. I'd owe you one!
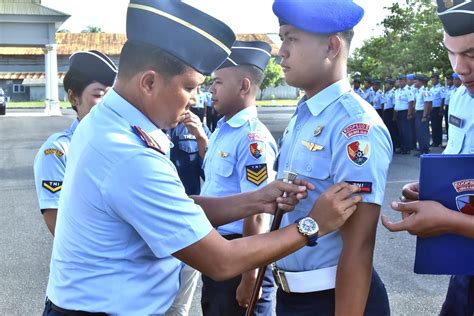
[348,0,451,80]
[260,57,284,99]
[81,26,103,33]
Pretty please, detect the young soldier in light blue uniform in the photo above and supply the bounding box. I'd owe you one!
[43,1,364,315]
[272,0,393,314]
[362,77,374,104]
[383,78,399,150]
[33,50,117,235]
[353,77,364,98]
[394,75,415,154]
[430,73,444,147]
[383,1,474,315]
[371,79,384,117]
[407,73,417,94]
[413,75,433,156]
[201,41,277,315]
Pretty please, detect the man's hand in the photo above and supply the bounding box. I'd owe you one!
[401,182,419,202]
[381,201,454,238]
[236,271,260,308]
[252,179,315,214]
[182,111,207,140]
[309,183,362,236]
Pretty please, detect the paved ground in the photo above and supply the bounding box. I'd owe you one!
[0,107,448,315]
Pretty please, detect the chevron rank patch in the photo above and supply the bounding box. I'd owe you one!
[132,125,165,155]
[44,148,64,158]
[42,180,62,193]
[246,164,268,186]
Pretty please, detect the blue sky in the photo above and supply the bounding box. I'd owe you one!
[43,0,402,54]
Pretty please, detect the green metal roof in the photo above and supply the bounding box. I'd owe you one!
[0,1,69,16]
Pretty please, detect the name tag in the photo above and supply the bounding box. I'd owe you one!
[448,114,463,128]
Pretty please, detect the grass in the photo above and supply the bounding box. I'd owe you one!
[6,101,71,109]
[7,99,299,108]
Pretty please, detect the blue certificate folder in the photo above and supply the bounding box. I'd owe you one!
[415,154,474,275]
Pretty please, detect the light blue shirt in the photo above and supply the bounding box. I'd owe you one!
[201,106,277,235]
[430,83,443,108]
[275,79,392,272]
[372,89,384,110]
[33,119,79,210]
[394,85,415,111]
[414,86,433,111]
[363,86,374,103]
[204,91,213,108]
[354,87,364,99]
[384,88,395,110]
[444,85,455,106]
[46,89,213,315]
[193,91,206,109]
[444,86,474,154]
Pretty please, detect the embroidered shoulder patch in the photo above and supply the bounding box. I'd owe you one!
[250,142,265,159]
[133,126,165,155]
[44,148,64,158]
[42,180,62,193]
[342,123,371,139]
[246,164,268,186]
[247,131,266,142]
[345,180,372,193]
[347,141,370,166]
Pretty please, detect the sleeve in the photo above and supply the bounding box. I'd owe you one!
[424,90,434,102]
[103,152,213,258]
[332,119,393,206]
[407,90,415,102]
[236,129,277,192]
[33,142,67,211]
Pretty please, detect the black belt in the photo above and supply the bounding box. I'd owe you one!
[46,298,107,316]
[222,233,242,240]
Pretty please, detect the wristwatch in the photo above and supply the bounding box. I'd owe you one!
[295,217,319,247]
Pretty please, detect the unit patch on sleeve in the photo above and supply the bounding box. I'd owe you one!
[347,141,370,166]
[132,125,165,155]
[345,181,372,193]
[342,123,371,139]
[44,148,64,158]
[247,131,267,142]
[246,164,268,186]
[42,180,63,193]
[250,142,265,159]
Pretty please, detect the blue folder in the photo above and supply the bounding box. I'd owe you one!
[415,154,474,275]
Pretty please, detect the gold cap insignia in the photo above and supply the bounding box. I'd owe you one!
[443,0,453,8]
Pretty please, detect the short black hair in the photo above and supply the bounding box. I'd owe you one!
[237,65,265,88]
[337,29,354,54]
[63,68,96,112]
[118,40,189,80]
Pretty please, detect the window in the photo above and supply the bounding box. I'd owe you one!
[13,84,25,93]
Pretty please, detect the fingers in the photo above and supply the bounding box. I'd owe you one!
[292,178,315,191]
[338,194,363,211]
[327,182,360,195]
[401,182,419,201]
[380,214,409,232]
[276,181,308,195]
[390,201,418,213]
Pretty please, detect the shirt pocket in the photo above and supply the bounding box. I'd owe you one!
[215,155,236,178]
[291,151,331,181]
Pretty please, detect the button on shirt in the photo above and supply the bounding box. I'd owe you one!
[384,88,395,110]
[372,90,384,110]
[275,79,392,273]
[201,106,277,236]
[415,86,433,111]
[394,85,415,111]
[33,119,79,210]
[46,89,213,315]
[444,86,474,154]
[431,83,444,108]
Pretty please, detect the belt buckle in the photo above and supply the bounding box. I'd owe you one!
[272,264,290,293]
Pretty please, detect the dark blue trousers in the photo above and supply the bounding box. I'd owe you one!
[396,110,413,152]
[430,107,443,146]
[276,268,390,316]
[414,111,430,154]
[383,109,399,149]
[440,275,474,316]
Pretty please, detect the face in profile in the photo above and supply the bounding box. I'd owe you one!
[444,32,474,95]
[70,82,108,120]
[209,67,242,117]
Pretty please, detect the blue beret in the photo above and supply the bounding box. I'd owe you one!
[127,0,235,75]
[397,75,406,80]
[406,73,415,80]
[452,73,460,79]
[385,78,395,85]
[218,41,272,71]
[437,0,474,36]
[372,79,381,85]
[272,0,364,34]
[69,50,117,87]
[415,74,429,83]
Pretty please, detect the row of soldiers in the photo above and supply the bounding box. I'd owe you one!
[353,73,463,156]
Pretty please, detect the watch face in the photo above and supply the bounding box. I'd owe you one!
[300,218,318,235]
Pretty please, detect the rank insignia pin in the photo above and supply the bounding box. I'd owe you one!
[301,140,324,152]
[313,125,324,136]
[219,150,229,158]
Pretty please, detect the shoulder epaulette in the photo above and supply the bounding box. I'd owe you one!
[132,125,165,155]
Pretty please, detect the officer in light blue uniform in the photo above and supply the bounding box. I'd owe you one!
[371,79,384,117]
[394,75,415,154]
[430,73,444,147]
[362,77,374,104]
[201,40,277,316]
[272,0,392,314]
[413,74,433,156]
[407,73,417,94]
[383,78,399,150]
[33,50,117,235]
[353,77,364,98]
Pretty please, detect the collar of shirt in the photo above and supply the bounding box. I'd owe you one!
[303,79,352,117]
[68,119,79,135]
[103,89,172,154]
[219,106,258,128]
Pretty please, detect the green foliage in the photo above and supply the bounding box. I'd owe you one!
[81,26,104,33]
[261,57,284,92]
[348,0,451,79]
